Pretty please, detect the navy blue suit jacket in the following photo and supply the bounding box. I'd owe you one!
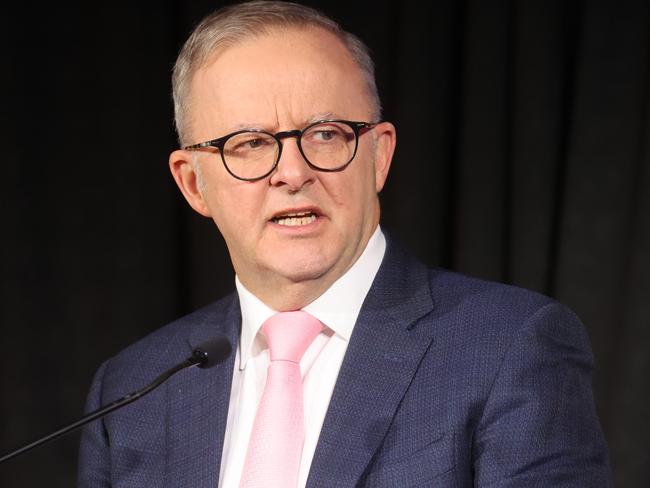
[78,239,612,486]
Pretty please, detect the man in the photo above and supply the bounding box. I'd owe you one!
[78,1,612,486]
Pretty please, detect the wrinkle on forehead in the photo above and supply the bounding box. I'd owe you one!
[187,26,372,141]
[207,112,341,137]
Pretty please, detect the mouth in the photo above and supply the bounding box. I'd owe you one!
[270,210,319,227]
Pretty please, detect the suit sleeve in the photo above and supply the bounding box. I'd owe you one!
[472,302,612,487]
[77,361,111,488]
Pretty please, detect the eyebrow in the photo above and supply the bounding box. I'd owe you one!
[226,113,341,133]
[228,122,266,132]
[307,112,337,123]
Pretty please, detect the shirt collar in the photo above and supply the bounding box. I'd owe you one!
[235,225,386,370]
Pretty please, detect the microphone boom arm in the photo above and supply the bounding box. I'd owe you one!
[0,339,230,464]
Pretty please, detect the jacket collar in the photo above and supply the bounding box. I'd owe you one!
[306,236,436,486]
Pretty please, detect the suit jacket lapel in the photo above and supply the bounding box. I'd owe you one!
[307,240,435,487]
[165,294,241,487]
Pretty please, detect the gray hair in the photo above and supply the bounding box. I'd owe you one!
[172,0,381,146]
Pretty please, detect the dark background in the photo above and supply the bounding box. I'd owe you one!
[1,0,648,486]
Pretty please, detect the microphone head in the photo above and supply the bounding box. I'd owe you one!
[191,336,232,369]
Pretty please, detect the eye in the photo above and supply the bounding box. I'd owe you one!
[226,133,275,154]
[305,124,348,144]
[313,129,338,141]
[238,137,269,150]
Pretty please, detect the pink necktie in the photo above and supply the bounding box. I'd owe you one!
[240,311,323,488]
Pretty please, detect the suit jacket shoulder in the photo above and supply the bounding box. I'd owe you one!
[100,293,240,388]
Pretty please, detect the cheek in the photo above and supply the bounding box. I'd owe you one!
[205,182,264,241]
[323,171,376,226]
[341,159,377,207]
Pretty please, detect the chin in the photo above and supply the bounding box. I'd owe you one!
[268,253,335,285]
[281,263,331,284]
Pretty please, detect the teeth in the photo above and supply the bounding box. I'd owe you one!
[275,213,317,226]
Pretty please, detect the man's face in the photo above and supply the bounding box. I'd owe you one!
[170,27,395,309]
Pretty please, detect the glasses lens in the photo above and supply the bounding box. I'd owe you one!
[222,131,279,180]
[301,122,357,170]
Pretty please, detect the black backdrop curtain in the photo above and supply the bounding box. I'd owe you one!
[1,0,648,486]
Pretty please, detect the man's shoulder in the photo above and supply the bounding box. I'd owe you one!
[428,266,555,317]
[383,236,559,323]
[99,292,239,384]
[382,237,580,342]
[419,265,586,353]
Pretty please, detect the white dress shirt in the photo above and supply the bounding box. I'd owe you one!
[218,226,386,488]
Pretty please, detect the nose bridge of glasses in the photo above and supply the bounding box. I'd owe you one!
[274,129,303,144]
[273,128,309,165]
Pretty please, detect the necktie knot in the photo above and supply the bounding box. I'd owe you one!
[262,311,323,362]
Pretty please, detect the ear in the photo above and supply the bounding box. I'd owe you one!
[372,121,396,193]
[168,149,212,217]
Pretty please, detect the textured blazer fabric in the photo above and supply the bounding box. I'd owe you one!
[78,238,612,487]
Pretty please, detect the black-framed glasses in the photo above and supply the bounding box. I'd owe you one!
[183,119,378,181]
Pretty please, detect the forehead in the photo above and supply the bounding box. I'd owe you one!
[188,27,372,135]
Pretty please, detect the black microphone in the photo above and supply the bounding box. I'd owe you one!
[0,336,232,464]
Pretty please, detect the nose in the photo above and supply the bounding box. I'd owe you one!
[268,135,316,191]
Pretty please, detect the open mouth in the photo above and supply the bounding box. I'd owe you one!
[271,211,318,226]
